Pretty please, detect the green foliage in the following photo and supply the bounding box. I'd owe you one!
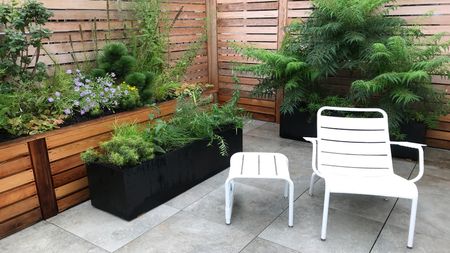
[0,0,52,88]
[81,91,245,167]
[81,124,155,167]
[148,89,245,156]
[94,43,136,79]
[131,0,207,102]
[237,0,448,136]
[0,68,72,136]
[351,35,450,134]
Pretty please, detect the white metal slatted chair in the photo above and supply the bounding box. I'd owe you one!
[305,107,425,249]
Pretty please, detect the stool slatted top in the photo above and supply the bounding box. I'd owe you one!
[229,152,290,180]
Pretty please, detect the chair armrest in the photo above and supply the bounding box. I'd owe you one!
[303,137,323,178]
[390,141,426,183]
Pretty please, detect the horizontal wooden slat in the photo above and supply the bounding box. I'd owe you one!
[0,156,32,179]
[0,208,41,239]
[54,177,89,199]
[0,195,40,223]
[52,165,87,188]
[0,183,37,209]
[57,188,90,212]
[0,170,35,194]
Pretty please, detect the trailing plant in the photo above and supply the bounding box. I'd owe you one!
[81,124,155,167]
[351,35,450,137]
[0,0,52,88]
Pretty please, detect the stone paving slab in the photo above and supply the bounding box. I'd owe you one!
[47,202,178,252]
[115,211,255,253]
[1,120,449,253]
[0,221,107,253]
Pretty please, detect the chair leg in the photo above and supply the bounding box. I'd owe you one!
[407,197,418,249]
[284,181,289,198]
[321,188,330,241]
[225,179,233,225]
[309,172,316,196]
[287,179,294,227]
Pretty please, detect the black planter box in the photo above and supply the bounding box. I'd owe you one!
[391,122,426,161]
[280,110,426,161]
[86,126,243,220]
[280,110,316,141]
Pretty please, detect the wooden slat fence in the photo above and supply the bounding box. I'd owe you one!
[214,0,450,148]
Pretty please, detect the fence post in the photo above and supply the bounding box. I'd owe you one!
[207,0,219,95]
[276,0,289,123]
[28,138,58,219]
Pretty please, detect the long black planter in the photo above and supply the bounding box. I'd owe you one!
[280,110,425,161]
[86,126,243,220]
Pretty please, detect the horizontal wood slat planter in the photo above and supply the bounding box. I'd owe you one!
[0,100,176,239]
[86,126,243,220]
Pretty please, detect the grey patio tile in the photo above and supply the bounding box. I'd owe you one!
[246,122,280,139]
[165,180,217,210]
[241,238,300,253]
[424,147,450,168]
[183,182,290,234]
[0,221,106,253]
[243,120,267,134]
[47,202,178,252]
[386,165,450,239]
[259,194,382,253]
[115,211,255,253]
[371,224,450,253]
[202,168,230,189]
[307,179,396,223]
[243,135,293,153]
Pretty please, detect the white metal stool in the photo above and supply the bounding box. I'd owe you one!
[225,152,294,227]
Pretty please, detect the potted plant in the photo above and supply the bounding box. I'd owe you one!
[81,90,244,220]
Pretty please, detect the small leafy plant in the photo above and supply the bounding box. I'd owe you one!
[81,124,155,167]
[0,0,53,88]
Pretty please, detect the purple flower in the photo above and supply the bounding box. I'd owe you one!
[99,92,104,97]
[64,109,72,115]
[66,69,72,74]
[86,79,91,83]
[80,110,85,115]
[76,69,81,74]
[55,91,61,97]
[110,88,116,94]
[48,97,54,103]
[111,72,116,78]
[104,87,109,92]
[74,86,80,92]
[74,101,80,106]
[75,81,84,87]
[124,90,129,95]
[86,97,91,103]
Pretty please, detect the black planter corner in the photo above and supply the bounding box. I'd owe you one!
[86,126,243,220]
[280,110,317,141]
[391,122,427,161]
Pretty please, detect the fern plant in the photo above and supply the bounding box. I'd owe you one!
[351,35,450,136]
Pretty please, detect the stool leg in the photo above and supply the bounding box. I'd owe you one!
[225,179,233,225]
[287,179,294,227]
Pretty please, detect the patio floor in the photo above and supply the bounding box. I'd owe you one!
[1,120,450,253]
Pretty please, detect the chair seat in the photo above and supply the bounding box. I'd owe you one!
[324,173,418,199]
[228,152,290,180]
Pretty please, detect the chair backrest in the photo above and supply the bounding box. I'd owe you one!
[316,107,394,177]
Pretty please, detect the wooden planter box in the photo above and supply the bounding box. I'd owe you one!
[86,126,243,220]
[0,100,176,238]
